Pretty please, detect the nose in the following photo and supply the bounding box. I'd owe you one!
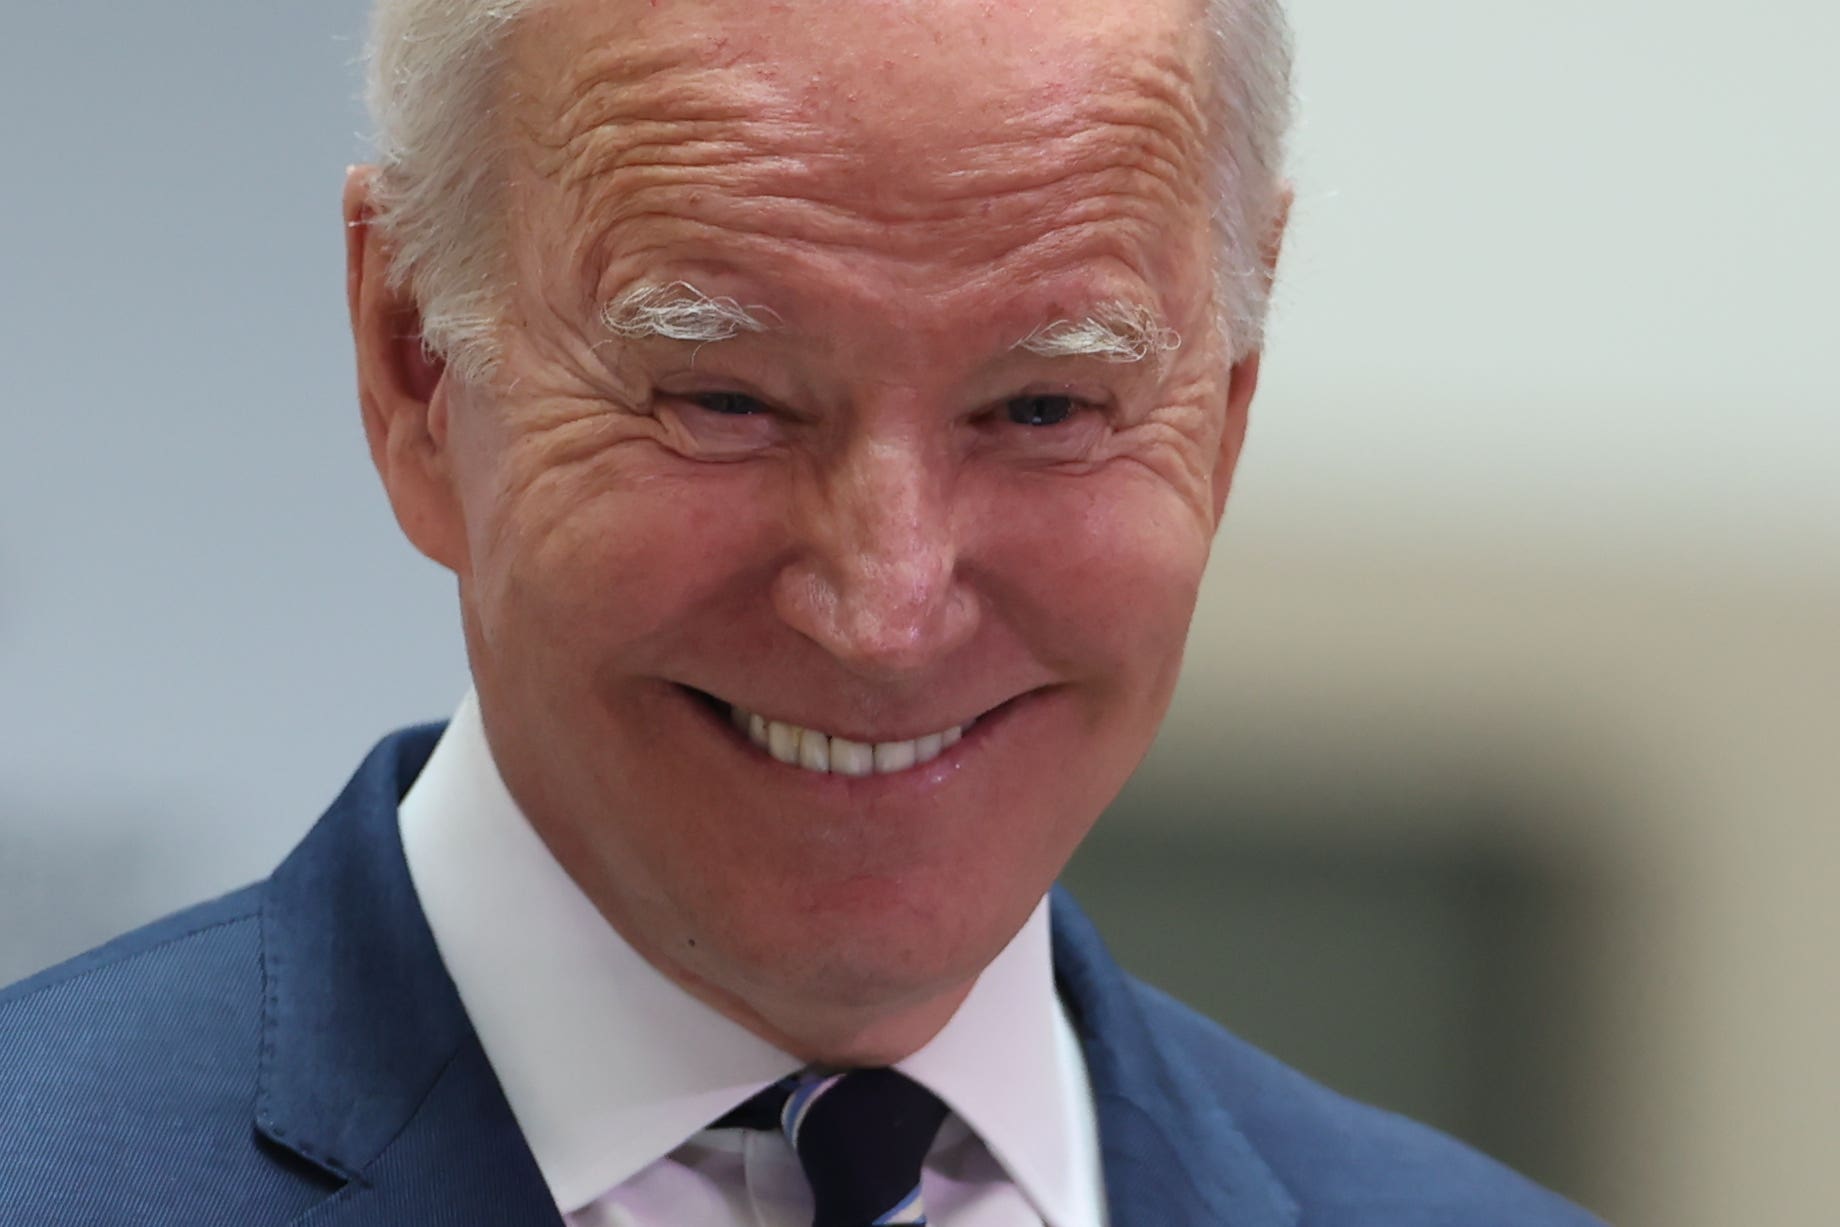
[771,433,978,680]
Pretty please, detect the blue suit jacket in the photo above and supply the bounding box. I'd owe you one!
[1,727,1604,1225]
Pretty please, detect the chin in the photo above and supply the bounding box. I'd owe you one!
[699,874,1019,1013]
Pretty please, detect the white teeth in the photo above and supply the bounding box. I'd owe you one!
[798,727,831,772]
[767,720,801,765]
[830,738,875,777]
[874,740,917,773]
[725,704,974,776]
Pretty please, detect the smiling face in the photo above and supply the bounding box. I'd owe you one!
[353,0,1271,1062]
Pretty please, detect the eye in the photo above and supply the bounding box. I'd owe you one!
[651,386,784,461]
[1004,394,1080,427]
[684,390,770,417]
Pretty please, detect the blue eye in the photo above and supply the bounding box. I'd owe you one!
[1005,395,1077,427]
[686,391,769,416]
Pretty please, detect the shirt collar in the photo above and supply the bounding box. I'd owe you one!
[899,898,1098,1227]
[400,691,1095,1224]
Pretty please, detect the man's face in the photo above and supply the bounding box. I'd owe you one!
[371,0,1259,1051]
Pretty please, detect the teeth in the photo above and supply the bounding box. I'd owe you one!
[874,740,917,773]
[732,705,974,776]
[830,738,874,777]
[798,727,831,772]
[767,720,801,765]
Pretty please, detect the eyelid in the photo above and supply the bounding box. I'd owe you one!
[653,363,810,415]
[650,393,784,462]
[654,383,774,419]
[656,372,770,399]
[1009,375,1111,399]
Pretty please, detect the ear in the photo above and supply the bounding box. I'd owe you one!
[1210,185,1294,523]
[344,165,466,573]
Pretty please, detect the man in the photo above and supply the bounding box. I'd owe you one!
[0,0,1603,1223]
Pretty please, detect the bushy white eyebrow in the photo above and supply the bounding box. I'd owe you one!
[1013,302,1182,364]
[600,281,775,343]
[601,284,1175,365]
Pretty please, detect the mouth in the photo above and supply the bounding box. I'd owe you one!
[679,687,996,778]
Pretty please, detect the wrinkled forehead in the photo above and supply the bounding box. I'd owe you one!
[511,0,1209,127]
[500,0,1216,325]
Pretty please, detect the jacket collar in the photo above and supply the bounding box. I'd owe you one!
[1050,889,1300,1227]
[256,725,559,1224]
[255,726,1295,1226]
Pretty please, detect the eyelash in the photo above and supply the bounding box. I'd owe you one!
[681,391,769,418]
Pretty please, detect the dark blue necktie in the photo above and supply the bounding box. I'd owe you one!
[716,1068,950,1227]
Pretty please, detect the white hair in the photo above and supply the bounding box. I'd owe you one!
[602,282,774,343]
[365,1,526,384]
[1015,302,1183,364]
[605,280,1180,367]
[363,0,1292,382]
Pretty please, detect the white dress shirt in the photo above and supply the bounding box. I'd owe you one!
[398,691,1108,1226]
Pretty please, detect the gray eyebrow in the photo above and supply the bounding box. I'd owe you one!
[1013,301,1182,364]
[600,281,777,343]
[602,283,1176,364]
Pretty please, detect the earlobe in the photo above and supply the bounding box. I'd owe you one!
[343,165,466,573]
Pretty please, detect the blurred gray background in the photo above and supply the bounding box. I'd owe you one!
[2,3,1834,1224]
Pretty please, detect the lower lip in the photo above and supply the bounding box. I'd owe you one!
[674,685,1029,794]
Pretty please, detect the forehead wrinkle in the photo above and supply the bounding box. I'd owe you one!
[585,200,1178,316]
[1105,50,1211,148]
[509,9,1217,342]
[911,49,1210,188]
[520,26,1209,214]
[876,104,1204,215]
[552,68,1208,213]
[575,169,1198,345]
[510,0,1214,181]
[517,33,805,185]
[562,112,1202,294]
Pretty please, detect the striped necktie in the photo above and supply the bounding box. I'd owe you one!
[716,1068,950,1227]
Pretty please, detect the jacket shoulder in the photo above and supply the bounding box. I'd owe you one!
[0,885,329,1224]
[0,882,262,1006]
[1129,979,1606,1226]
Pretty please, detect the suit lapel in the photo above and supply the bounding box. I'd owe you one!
[256,727,561,1226]
[1050,889,1299,1227]
[287,1040,561,1227]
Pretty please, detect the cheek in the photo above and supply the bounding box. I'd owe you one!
[469,444,779,670]
[979,466,1213,698]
